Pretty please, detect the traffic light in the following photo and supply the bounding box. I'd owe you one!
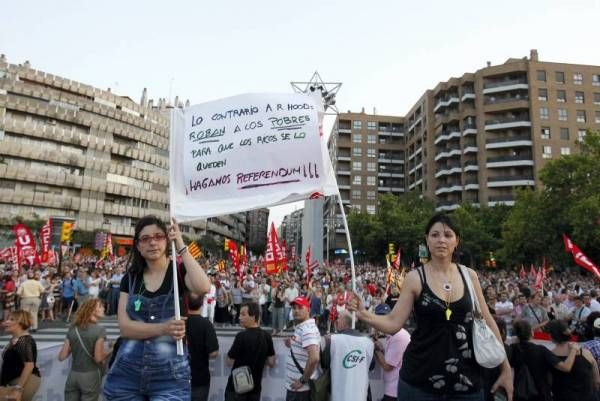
[224,238,229,251]
[60,222,75,242]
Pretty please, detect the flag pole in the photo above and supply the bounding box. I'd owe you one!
[170,239,184,356]
[336,195,356,329]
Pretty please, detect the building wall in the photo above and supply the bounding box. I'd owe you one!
[0,57,246,241]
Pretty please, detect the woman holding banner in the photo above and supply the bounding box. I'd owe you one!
[348,213,513,401]
[103,215,211,401]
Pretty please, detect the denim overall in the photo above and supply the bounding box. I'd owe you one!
[103,273,191,401]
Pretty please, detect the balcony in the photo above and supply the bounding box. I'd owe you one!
[435,182,463,195]
[486,154,534,168]
[336,154,351,161]
[484,95,529,105]
[464,177,479,191]
[436,200,461,212]
[378,186,391,192]
[379,129,404,137]
[488,195,515,206]
[408,147,422,161]
[378,171,404,178]
[462,123,477,136]
[461,90,476,102]
[463,160,479,172]
[487,174,535,188]
[463,141,478,154]
[337,169,351,176]
[390,187,404,193]
[408,163,423,175]
[338,184,350,190]
[433,96,460,113]
[482,78,528,94]
[485,134,533,150]
[435,164,462,178]
[407,116,423,132]
[434,146,461,161]
[434,129,461,145]
[485,115,531,131]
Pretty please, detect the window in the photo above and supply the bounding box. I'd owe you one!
[555,71,565,83]
[537,70,546,81]
[557,90,566,103]
[540,107,549,120]
[543,146,552,159]
[575,91,585,104]
[541,127,551,139]
[367,134,376,144]
[573,72,583,85]
[367,191,376,200]
[577,110,586,123]
[367,121,377,130]
[593,74,600,87]
[578,129,587,142]
[538,88,548,101]
[561,147,571,156]
[352,133,362,143]
[353,120,362,129]
[352,147,362,157]
[367,176,376,186]
[594,93,600,104]
[596,111,600,123]
[351,189,361,200]
[367,148,377,158]
[367,162,376,172]
[352,161,362,171]
[352,175,362,185]
[560,128,570,140]
[366,205,376,215]
[558,108,568,121]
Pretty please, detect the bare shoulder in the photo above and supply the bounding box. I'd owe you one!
[403,270,422,295]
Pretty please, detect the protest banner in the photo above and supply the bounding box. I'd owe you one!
[169,92,338,221]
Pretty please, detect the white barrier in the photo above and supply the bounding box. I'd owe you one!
[32,337,385,401]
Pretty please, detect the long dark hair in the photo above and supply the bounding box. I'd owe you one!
[126,215,170,276]
[424,213,461,262]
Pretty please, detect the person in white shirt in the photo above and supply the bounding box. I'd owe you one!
[284,296,321,401]
[571,295,592,330]
[284,283,299,325]
[585,291,600,313]
[202,275,217,323]
[321,310,374,401]
[494,292,514,332]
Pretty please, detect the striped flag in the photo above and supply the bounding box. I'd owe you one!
[188,241,202,259]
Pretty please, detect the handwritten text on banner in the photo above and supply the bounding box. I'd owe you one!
[170,93,338,222]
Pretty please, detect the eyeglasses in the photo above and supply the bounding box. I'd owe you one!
[138,233,167,244]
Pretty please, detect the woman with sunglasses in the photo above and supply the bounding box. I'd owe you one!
[103,215,211,401]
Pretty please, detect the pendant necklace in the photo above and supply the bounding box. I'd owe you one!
[134,278,146,312]
[441,270,453,321]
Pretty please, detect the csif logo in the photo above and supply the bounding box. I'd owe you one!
[342,349,365,369]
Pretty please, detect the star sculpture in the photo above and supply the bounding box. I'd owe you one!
[291,71,342,114]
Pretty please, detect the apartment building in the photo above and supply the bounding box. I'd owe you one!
[246,208,269,253]
[325,111,405,257]
[0,56,246,242]
[326,50,600,255]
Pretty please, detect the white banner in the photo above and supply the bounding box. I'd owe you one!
[30,337,384,401]
[169,93,338,222]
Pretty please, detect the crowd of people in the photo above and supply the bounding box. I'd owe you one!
[0,213,599,401]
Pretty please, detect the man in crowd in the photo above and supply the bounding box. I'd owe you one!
[202,275,217,323]
[321,309,374,401]
[372,304,411,401]
[73,269,90,303]
[225,302,275,401]
[186,292,219,401]
[108,266,124,315]
[521,290,549,332]
[570,295,591,331]
[494,291,514,333]
[284,281,299,327]
[16,270,45,332]
[285,296,320,401]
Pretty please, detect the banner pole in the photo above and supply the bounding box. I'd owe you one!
[171,239,184,356]
[336,194,356,329]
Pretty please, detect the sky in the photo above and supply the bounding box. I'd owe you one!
[2,0,599,227]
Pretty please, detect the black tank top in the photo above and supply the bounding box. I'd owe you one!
[400,265,481,394]
[552,353,595,401]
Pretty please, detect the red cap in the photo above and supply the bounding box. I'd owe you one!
[291,296,310,309]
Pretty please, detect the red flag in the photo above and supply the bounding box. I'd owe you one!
[535,257,547,289]
[305,246,319,286]
[264,223,285,275]
[563,234,600,280]
[519,264,526,280]
[12,223,41,267]
[529,265,537,281]
[0,247,14,262]
[39,219,52,263]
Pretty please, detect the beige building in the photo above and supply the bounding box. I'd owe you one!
[327,50,600,254]
[0,56,245,242]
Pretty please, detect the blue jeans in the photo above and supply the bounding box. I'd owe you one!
[104,273,191,401]
[398,378,483,401]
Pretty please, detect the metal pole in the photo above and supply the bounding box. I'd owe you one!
[336,195,356,329]
[171,240,184,355]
